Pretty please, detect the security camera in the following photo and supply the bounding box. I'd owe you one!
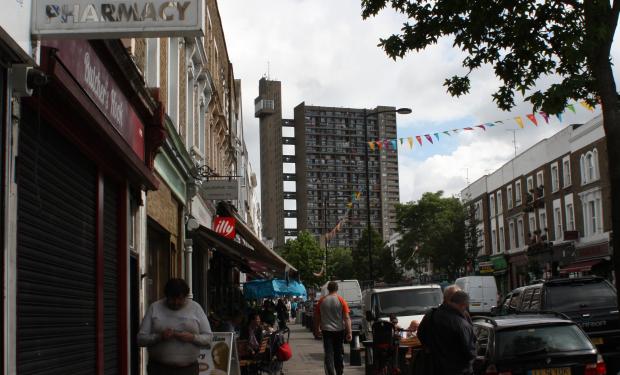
[11,65,49,97]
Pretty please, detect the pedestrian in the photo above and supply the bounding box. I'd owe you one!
[137,278,212,375]
[417,287,476,375]
[314,281,352,375]
[276,298,289,329]
[291,298,298,321]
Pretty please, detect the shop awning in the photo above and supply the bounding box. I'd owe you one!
[193,226,272,276]
[243,279,307,300]
[219,202,297,274]
[559,259,605,274]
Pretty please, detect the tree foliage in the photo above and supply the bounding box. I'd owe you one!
[281,231,325,288]
[352,227,402,283]
[396,192,466,279]
[327,247,355,280]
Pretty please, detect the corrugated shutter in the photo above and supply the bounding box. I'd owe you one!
[104,178,119,375]
[17,113,98,374]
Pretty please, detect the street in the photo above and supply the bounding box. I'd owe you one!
[285,324,364,375]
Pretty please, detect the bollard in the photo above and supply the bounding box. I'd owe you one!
[349,330,362,366]
[362,340,373,375]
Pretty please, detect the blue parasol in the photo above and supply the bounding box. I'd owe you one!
[243,279,307,300]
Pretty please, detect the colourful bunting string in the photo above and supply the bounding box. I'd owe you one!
[526,114,538,126]
[362,101,598,154]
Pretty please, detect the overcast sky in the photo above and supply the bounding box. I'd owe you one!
[218,1,619,204]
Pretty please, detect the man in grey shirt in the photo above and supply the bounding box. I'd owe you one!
[138,278,212,375]
[314,281,352,375]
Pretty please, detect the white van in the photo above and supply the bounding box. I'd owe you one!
[455,276,498,314]
[321,280,362,305]
[361,285,443,340]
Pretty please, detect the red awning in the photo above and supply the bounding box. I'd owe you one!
[559,259,604,274]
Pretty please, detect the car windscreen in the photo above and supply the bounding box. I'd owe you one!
[496,324,594,359]
[375,288,442,316]
[546,281,617,311]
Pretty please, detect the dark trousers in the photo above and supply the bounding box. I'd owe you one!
[147,361,199,375]
[322,330,345,375]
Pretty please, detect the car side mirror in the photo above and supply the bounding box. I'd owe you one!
[365,311,374,322]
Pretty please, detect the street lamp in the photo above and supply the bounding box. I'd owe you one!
[363,107,412,284]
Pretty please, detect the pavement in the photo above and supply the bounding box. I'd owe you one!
[284,323,365,375]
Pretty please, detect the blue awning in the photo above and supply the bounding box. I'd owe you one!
[243,279,307,300]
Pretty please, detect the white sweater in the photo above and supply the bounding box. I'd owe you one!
[137,298,212,366]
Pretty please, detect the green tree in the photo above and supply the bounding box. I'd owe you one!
[397,192,466,279]
[281,231,325,288]
[353,227,402,283]
[327,247,355,280]
[361,0,620,299]
[464,204,483,275]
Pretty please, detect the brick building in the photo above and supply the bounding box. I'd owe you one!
[461,115,612,294]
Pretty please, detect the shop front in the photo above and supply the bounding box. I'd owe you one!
[508,252,529,289]
[13,39,163,374]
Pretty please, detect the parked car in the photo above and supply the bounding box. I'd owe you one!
[472,313,606,375]
[496,277,620,363]
[455,275,498,314]
[361,284,442,340]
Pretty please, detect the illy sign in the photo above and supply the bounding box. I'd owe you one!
[213,217,235,239]
[32,0,204,38]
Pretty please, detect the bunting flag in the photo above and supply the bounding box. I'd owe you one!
[566,104,576,114]
[383,139,390,149]
[452,129,460,134]
[514,116,524,129]
[407,137,414,149]
[416,135,423,146]
[399,138,404,145]
[463,127,474,131]
[347,202,353,208]
[557,113,563,122]
[443,131,451,136]
[485,123,495,127]
[424,134,434,144]
[495,120,504,124]
[580,101,594,111]
[356,191,361,200]
[368,141,375,151]
[391,140,398,150]
[526,114,538,126]
[539,111,549,124]
[434,133,440,141]
[376,140,383,150]
[476,125,486,131]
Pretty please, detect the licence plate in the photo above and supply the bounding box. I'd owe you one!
[528,368,571,375]
[591,337,604,345]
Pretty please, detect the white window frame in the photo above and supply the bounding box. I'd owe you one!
[515,180,522,205]
[509,221,515,250]
[562,156,571,188]
[554,207,563,241]
[529,215,537,239]
[579,187,603,238]
[489,195,496,217]
[507,185,513,209]
[491,229,497,254]
[517,218,524,248]
[539,209,547,233]
[145,38,160,87]
[497,190,503,214]
[536,170,544,197]
[551,162,559,192]
[498,226,505,252]
[526,176,534,195]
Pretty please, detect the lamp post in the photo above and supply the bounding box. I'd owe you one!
[363,107,412,283]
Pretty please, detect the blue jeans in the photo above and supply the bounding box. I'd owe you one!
[322,330,345,375]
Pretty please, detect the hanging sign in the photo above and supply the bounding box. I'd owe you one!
[214,217,236,239]
[32,0,205,38]
[201,179,239,201]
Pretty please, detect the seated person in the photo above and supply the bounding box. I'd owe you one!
[240,312,264,355]
[406,320,420,337]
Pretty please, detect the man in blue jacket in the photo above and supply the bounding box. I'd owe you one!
[418,287,476,375]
